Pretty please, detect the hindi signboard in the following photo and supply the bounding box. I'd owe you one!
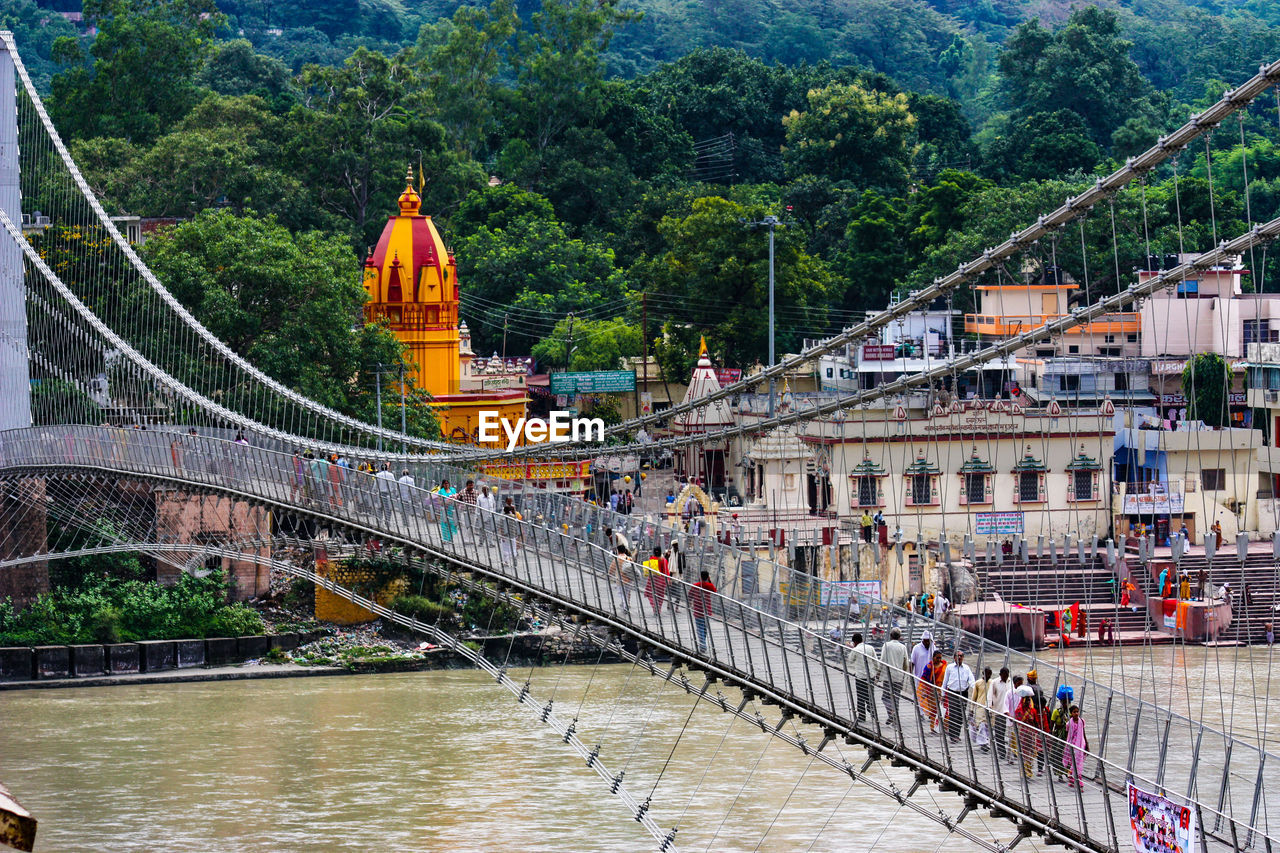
[975,511,1024,536]
[1122,492,1185,515]
[1128,782,1197,853]
[549,370,636,394]
[715,367,742,386]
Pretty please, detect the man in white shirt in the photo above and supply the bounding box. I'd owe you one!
[396,468,416,520]
[849,632,880,724]
[909,630,933,680]
[375,462,397,522]
[476,484,497,544]
[879,627,909,726]
[942,650,975,743]
[985,667,1012,761]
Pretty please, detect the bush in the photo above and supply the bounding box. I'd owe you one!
[391,594,454,626]
[0,570,265,645]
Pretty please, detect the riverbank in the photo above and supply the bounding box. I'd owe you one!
[0,620,625,691]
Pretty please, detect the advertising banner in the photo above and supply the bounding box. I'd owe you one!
[1128,782,1197,853]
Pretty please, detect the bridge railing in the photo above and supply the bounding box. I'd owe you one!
[3,425,1273,849]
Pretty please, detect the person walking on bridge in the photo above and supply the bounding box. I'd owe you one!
[879,627,909,726]
[910,630,934,725]
[1013,687,1042,780]
[375,462,396,522]
[642,546,670,614]
[609,545,635,614]
[849,632,879,723]
[986,667,1012,760]
[689,570,717,653]
[1062,704,1088,788]
[942,650,973,742]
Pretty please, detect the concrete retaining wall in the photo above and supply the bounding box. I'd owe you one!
[0,633,311,681]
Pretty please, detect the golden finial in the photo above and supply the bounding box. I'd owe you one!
[698,335,708,357]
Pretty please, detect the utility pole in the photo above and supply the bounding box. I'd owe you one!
[642,292,649,392]
[566,312,575,370]
[744,215,781,417]
[501,313,509,362]
[374,364,383,452]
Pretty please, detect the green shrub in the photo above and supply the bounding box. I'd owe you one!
[0,570,264,646]
[391,594,453,626]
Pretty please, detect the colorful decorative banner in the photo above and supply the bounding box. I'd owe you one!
[1128,782,1197,853]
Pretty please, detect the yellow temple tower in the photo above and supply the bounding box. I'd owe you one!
[362,168,461,395]
[362,170,527,444]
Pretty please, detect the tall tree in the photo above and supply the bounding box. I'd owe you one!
[50,0,225,144]
[997,6,1158,147]
[1183,352,1229,429]
[286,47,483,246]
[412,0,518,157]
[782,82,916,191]
[633,195,832,369]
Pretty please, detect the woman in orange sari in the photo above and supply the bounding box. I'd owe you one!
[919,650,948,733]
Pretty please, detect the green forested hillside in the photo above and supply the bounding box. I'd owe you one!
[17,0,1280,399]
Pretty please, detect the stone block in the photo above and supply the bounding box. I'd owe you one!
[175,639,205,668]
[34,645,69,679]
[205,637,237,665]
[237,635,269,660]
[0,647,33,681]
[268,633,300,652]
[106,643,140,674]
[69,644,106,677]
[137,640,175,672]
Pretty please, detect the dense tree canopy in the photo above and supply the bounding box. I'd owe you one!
[28,0,1280,406]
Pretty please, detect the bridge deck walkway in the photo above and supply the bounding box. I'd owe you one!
[3,426,1274,852]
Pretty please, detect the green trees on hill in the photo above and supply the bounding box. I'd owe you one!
[31,0,1280,385]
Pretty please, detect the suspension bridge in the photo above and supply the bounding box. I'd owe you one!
[1,30,1279,853]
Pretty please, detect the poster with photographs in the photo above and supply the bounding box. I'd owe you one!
[1128,782,1197,853]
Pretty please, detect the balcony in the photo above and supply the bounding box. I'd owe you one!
[964,312,1140,337]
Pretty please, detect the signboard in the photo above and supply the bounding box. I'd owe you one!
[1128,782,1198,853]
[1161,393,1246,406]
[1123,492,1185,515]
[779,579,883,607]
[975,511,1024,535]
[549,370,636,394]
[715,367,742,386]
[639,392,652,415]
[862,344,897,361]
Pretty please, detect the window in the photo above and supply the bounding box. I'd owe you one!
[1104,334,1116,343]
[1019,471,1042,502]
[1099,347,1122,357]
[965,473,986,504]
[1036,348,1056,358]
[1061,375,1080,391]
[1202,468,1226,490]
[1068,345,1079,353]
[1127,334,1138,343]
[856,477,878,507]
[826,367,833,378]
[1245,319,1275,344]
[1073,470,1094,501]
[912,475,932,505]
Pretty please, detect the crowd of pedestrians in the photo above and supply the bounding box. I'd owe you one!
[849,628,1091,785]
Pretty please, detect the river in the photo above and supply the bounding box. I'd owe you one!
[2,646,1274,852]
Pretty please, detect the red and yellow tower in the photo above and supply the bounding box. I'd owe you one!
[362,170,527,445]
[362,169,461,396]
